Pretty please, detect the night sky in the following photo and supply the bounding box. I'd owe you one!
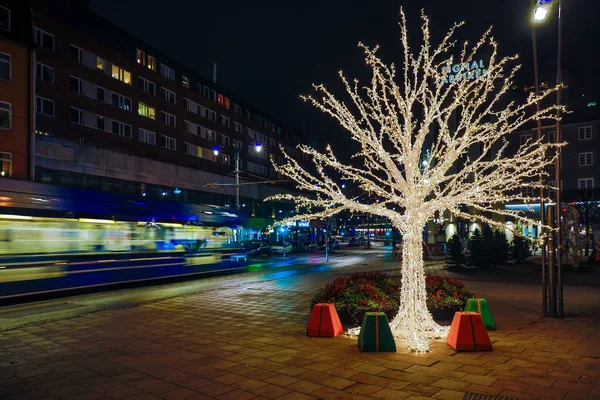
[90,0,599,148]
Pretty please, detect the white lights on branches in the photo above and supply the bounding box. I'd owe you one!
[267,9,562,352]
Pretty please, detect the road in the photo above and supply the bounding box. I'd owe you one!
[0,248,392,331]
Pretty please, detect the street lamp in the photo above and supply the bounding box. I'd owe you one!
[213,141,262,210]
[531,0,564,318]
[533,4,549,21]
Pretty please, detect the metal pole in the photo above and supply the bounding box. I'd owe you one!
[531,3,548,317]
[555,0,564,318]
[235,150,240,210]
[547,205,557,317]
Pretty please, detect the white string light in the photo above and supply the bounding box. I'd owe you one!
[267,10,563,352]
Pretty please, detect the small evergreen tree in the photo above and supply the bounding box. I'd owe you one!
[467,229,486,268]
[445,234,465,268]
[511,236,532,262]
[482,227,495,268]
[492,230,510,265]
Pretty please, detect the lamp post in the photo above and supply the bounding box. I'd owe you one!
[214,141,262,211]
[532,0,564,318]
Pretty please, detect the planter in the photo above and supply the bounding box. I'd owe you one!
[428,304,462,322]
[336,307,397,327]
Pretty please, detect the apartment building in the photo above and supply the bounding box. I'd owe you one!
[0,0,306,220]
[0,0,34,180]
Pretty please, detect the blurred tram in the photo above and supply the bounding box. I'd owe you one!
[0,180,250,301]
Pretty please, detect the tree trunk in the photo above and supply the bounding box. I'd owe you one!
[389,225,449,352]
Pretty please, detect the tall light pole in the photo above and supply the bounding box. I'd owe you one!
[532,0,564,318]
[531,0,548,317]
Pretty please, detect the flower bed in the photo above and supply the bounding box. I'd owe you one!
[311,272,473,325]
[426,274,474,321]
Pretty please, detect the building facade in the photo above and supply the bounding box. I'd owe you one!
[0,0,306,225]
[0,0,34,181]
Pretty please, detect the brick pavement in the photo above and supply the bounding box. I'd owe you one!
[1,259,599,400]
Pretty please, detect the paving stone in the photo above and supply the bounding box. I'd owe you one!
[251,384,292,399]
[2,258,600,400]
[285,380,323,394]
[430,378,470,391]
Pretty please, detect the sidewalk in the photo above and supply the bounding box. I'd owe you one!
[0,259,599,400]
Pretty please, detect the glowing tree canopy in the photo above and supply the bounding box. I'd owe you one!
[268,10,562,352]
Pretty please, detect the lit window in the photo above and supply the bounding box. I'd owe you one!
[578,178,594,190]
[139,128,156,145]
[160,63,175,81]
[0,102,11,130]
[579,152,593,166]
[161,135,176,150]
[96,56,106,71]
[578,126,592,141]
[138,103,156,120]
[0,6,10,32]
[35,63,54,83]
[34,28,54,50]
[148,55,156,71]
[182,75,190,88]
[36,96,55,117]
[138,77,155,94]
[0,52,10,80]
[111,64,131,85]
[70,107,83,124]
[160,87,176,104]
[0,152,11,177]
[200,127,215,141]
[136,49,145,66]
[160,111,176,128]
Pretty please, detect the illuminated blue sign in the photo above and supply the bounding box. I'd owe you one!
[438,60,487,85]
[286,220,310,228]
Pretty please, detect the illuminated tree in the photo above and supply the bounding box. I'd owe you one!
[268,10,561,352]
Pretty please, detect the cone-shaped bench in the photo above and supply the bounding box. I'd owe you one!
[307,303,343,337]
[357,312,396,352]
[447,311,492,351]
[465,298,496,331]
